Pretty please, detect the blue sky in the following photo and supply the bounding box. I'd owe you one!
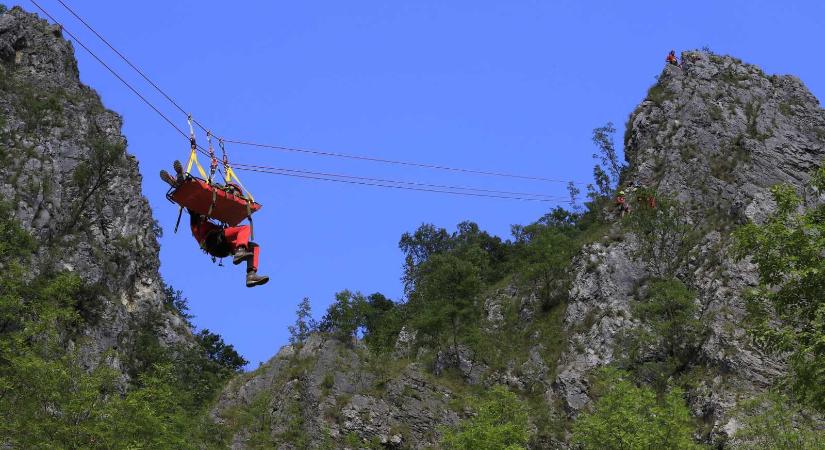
[24,0,825,368]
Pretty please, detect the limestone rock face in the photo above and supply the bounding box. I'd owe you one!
[625,52,825,222]
[0,7,192,373]
[212,335,459,449]
[555,51,824,442]
[213,51,824,448]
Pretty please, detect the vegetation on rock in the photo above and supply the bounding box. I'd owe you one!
[0,205,241,448]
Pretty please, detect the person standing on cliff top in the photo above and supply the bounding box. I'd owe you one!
[667,50,680,66]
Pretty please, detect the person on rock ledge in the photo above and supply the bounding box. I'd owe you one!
[160,161,269,288]
[666,50,680,66]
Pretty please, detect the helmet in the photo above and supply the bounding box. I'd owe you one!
[619,190,626,196]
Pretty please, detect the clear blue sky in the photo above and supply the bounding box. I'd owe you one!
[24,1,825,368]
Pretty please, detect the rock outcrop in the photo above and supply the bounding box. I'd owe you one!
[5,7,822,445]
[555,51,825,443]
[213,335,459,449]
[0,7,191,374]
[214,52,825,448]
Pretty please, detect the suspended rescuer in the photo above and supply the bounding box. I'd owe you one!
[161,161,269,288]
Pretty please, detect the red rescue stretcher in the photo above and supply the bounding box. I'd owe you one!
[167,177,261,227]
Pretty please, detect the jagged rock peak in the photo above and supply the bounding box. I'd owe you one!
[624,50,825,222]
[0,7,192,372]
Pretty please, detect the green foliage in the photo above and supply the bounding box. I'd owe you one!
[318,290,366,342]
[592,122,624,186]
[0,4,7,14]
[620,278,704,391]
[408,253,483,353]
[397,221,520,356]
[361,292,404,353]
[0,211,234,447]
[510,208,580,309]
[733,392,825,449]
[316,290,403,353]
[17,84,65,132]
[400,221,509,292]
[646,83,674,106]
[589,164,613,201]
[624,192,698,278]
[63,132,125,234]
[163,282,193,321]
[288,297,317,346]
[442,385,531,450]
[710,134,751,182]
[571,369,704,450]
[744,101,762,138]
[733,166,825,411]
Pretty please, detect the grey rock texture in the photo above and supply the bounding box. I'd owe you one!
[215,52,825,448]
[555,51,824,443]
[0,7,192,374]
[212,335,459,449]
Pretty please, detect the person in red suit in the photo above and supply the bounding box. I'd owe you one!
[161,161,269,288]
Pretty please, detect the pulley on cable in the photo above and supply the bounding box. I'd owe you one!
[165,115,262,228]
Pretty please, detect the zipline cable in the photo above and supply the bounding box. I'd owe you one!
[28,1,567,203]
[53,0,201,128]
[232,162,570,200]
[49,0,586,186]
[29,0,192,141]
[30,0,225,172]
[225,139,584,184]
[234,166,570,203]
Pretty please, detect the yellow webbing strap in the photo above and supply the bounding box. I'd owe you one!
[185,147,209,180]
[225,166,255,203]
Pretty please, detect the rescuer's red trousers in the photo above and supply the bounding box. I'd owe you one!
[224,225,259,271]
[192,219,260,271]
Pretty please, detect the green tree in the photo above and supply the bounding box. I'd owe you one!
[625,193,698,278]
[288,297,316,346]
[0,206,231,447]
[733,167,825,411]
[361,293,405,353]
[621,278,704,391]
[408,253,482,354]
[572,369,703,450]
[511,208,580,309]
[318,290,366,343]
[592,122,624,186]
[733,392,825,449]
[442,385,531,450]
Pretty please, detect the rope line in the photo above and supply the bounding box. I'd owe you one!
[234,166,569,203]
[232,163,569,200]
[225,139,584,184]
[48,0,584,186]
[55,0,212,134]
[33,0,579,202]
[29,0,191,140]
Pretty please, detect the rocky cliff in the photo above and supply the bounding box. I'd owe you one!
[0,7,191,375]
[3,5,823,446]
[556,51,825,441]
[211,52,825,448]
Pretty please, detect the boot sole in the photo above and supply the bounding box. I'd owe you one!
[160,171,177,187]
[246,276,269,288]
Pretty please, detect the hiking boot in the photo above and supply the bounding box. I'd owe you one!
[233,246,253,265]
[160,170,178,187]
[246,271,269,288]
[173,160,184,180]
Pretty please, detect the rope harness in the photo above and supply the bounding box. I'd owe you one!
[172,115,259,256]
